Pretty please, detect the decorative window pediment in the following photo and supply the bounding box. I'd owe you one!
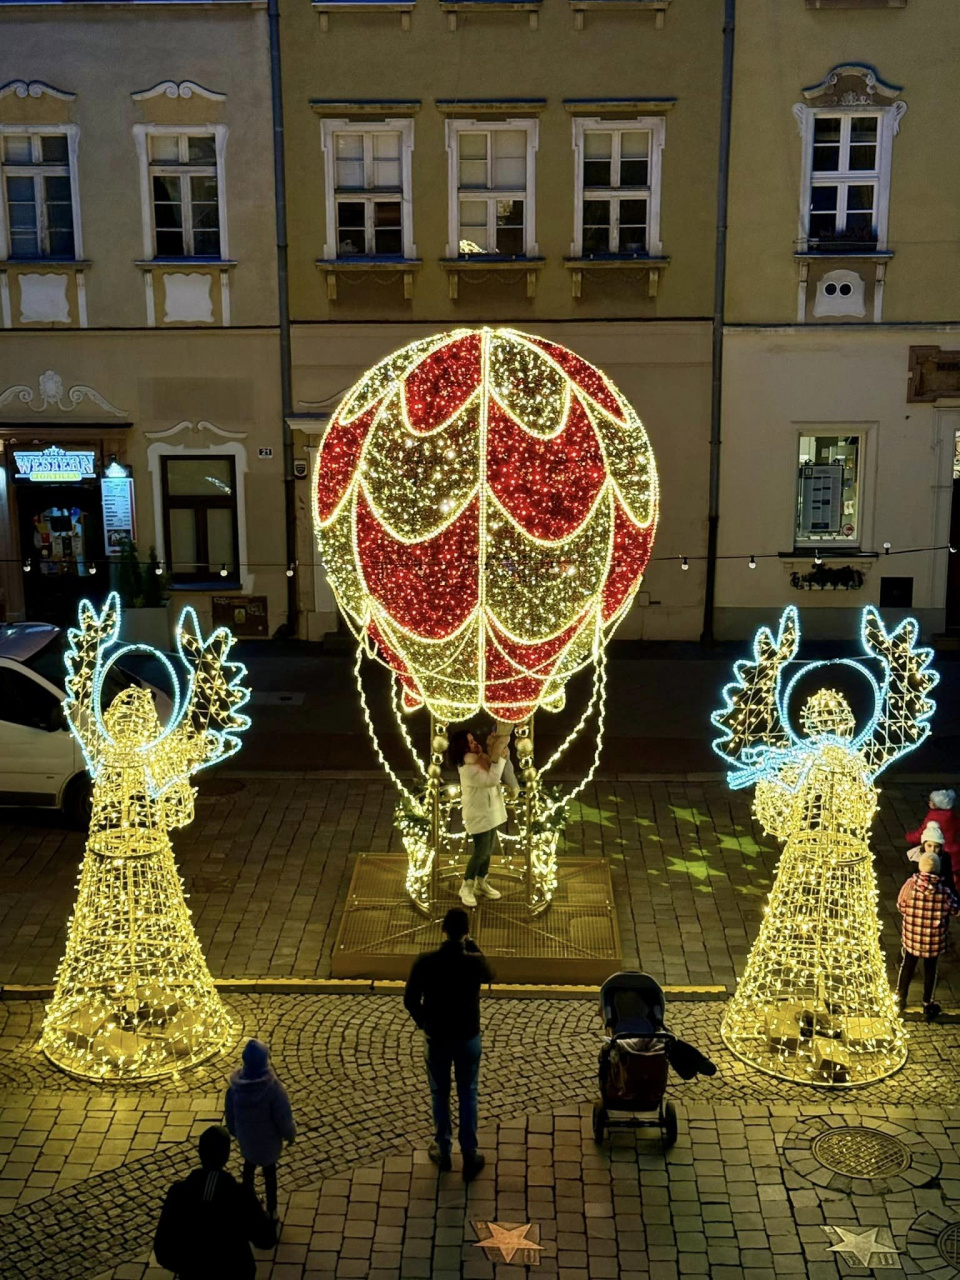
[800,63,902,110]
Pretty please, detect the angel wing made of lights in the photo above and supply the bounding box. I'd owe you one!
[64,593,122,775]
[64,593,250,780]
[711,605,800,788]
[856,605,939,780]
[174,606,252,775]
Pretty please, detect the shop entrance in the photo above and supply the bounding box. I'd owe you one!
[16,477,106,625]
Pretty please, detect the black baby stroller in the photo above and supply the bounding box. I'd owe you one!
[594,972,716,1150]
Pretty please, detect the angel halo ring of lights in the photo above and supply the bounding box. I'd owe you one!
[315,327,659,913]
[712,603,938,1087]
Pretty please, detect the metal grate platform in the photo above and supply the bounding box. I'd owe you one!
[331,855,622,984]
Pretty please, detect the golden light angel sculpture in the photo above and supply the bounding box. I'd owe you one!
[40,592,250,1081]
[314,327,659,911]
[712,605,938,1086]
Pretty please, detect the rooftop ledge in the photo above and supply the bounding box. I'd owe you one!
[564,254,668,298]
[316,257,421,301]
[440,256,544,299]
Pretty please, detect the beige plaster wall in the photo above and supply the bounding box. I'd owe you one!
[715,325,959,637]
[0,329,288,632]
[726,0,960,325]
[0,6,278,329]
[280,0,722,322]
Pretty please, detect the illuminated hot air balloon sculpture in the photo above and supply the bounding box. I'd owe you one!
[315,328,658,912]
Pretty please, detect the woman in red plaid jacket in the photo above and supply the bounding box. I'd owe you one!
[896,852,960,1021]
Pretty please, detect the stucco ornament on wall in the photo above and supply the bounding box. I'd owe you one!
[0,370,127,416]
[0,79,75,101]
[162,274,214,324]
[19,274,70,325]
[813,269,866,319]
[131,80,226,102]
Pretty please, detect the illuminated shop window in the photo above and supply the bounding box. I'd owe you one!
[796,434,861,544]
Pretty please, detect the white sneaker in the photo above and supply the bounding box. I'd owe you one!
[459,879,477,907]
[476,876,501,900]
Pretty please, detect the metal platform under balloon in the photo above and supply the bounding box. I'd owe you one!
[331,854,621,985]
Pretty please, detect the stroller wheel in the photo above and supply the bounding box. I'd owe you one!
[592,1099,606,1144]
[661,1101,678,1150]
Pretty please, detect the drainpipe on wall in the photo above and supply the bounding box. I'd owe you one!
[268,0,299,636]
[701,0,736,643]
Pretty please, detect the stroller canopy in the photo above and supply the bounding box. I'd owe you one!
[600,971,666,1036]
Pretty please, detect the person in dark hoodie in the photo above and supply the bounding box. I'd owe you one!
[896,852,960,1021]
[153,1125,275,1280]
[225,1038,296,1220]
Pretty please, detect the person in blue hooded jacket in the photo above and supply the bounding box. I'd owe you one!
[225,1038,296,1220]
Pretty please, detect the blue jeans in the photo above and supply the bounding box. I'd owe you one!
[424,1033,482,1155]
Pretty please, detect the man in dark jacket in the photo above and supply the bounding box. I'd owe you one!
[153,1125,276,1279]
[404,906,493,1179]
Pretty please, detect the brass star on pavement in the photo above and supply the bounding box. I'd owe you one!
[473,1220,543,1264]
[825,1225,901,1268]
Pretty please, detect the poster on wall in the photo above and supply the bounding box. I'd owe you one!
[212,595,269,638]
[101,465,137,555]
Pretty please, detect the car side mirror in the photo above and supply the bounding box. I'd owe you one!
[47,704,67,733]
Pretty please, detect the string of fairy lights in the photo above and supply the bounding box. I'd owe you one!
[16,539,957,578]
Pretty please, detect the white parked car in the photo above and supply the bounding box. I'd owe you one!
[0,622,172,826]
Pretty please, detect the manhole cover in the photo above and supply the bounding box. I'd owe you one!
[939,1223,960,1266]
[812,1127,910,1179]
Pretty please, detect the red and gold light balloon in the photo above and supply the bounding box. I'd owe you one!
[315,327,659,723]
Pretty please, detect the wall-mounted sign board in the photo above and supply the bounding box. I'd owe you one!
[14,446,96,483]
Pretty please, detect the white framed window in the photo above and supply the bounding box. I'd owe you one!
[571,117,665,258]
[0,125,81,260]
[133,125,229,260]
[795,104,904,253]
[796,433,863,545]
[320,119,415,260]
[445,118,538,258]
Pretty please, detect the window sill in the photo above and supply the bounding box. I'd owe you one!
[440,256,544,300]
[794,249,893,261]
[564,255,668,298]
[316,257,422,301]
[440,0,541,29]
[313,0,414,29]
[135,259,238,269]
[569,0,669,27]
[172,580,242,591]
[2,258,91,268]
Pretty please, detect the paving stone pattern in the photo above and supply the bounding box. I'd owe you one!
[3,994,960,1279]
[1,779,956,1002]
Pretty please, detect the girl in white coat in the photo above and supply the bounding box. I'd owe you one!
[449,728,509,907]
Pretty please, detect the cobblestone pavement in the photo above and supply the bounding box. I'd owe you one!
[2,993,960,1279]
[1,778,957,1004]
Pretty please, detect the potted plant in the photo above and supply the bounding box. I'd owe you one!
[115,540,172,647]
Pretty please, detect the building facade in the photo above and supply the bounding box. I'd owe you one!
[0,0,287,639]
[719,0,960,639]
[280,0,724,641]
